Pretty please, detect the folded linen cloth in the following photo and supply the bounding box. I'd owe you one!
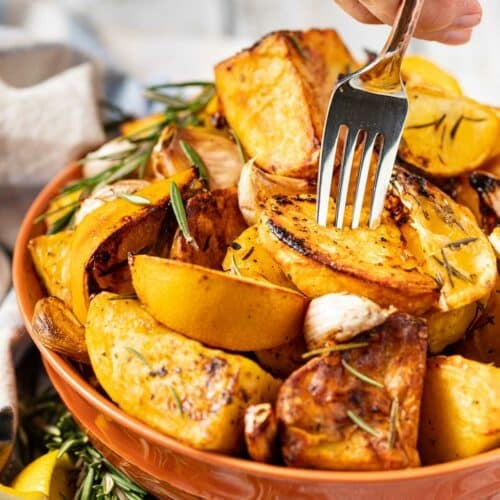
[0,38,106,473]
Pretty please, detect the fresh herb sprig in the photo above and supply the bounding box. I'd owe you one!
[301,342,369,359]
[170,181,198,249]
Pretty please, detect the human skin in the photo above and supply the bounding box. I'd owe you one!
[335,0,482,44]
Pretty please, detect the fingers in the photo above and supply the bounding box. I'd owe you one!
[334,0,381,25]
[347,0,482,45]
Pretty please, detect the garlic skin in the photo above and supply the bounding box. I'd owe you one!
[244,403,278,463]
[303,293,396,350]
[74,179,149,226]
[82,138,137,178]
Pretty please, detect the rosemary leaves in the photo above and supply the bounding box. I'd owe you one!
[170,181,198,249]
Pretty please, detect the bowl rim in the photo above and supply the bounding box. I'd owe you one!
[13,162,500,484]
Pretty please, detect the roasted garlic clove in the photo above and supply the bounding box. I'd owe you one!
[304,293,396,350]
[244,403,279,463]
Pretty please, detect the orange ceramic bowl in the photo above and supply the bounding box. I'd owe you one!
[13,164,500,499]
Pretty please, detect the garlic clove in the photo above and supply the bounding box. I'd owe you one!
[303,292,396,350]
[83,138,137,178]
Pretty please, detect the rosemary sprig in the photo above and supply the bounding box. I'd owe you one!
[47,205,79,235]
[341,359,384,389]
[347,410,380,437]
[117,193,152,206]
[230,254,242,276]
[229,129,247,162]
[301,342,369,360]
[444,237,478,250]
[168,386,184,416]
[440,248,455,288]
[179,139,209,185]
[34,200,80,224]
[170,181,198,249]
[109,292,138,301]
[126,347,153,371]
[388,398,399,449]
[450,114,487,140]
[432,254,473,285]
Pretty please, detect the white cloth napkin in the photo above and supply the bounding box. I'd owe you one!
[0,38,105,472]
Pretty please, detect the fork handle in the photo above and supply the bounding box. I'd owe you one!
[382,0,425,62]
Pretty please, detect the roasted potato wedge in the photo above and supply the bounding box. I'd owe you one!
[170,187,247,269]
[28,231,72,305]
[454,275,500,366]
[392,168,497,311]
[238,159,315,225]
[150,124,243,189]
[69,168,197,322]
[419,355,500,464]
[401,56,462,96]
[244,403,279,463]
[425,302,477,354]
[222,225,293,288]
[130,255,308,351]
[43,189,82,230]
[400,87,499,177]
[215,29,356,179]
[259,194,438,314]
[32,297,88,363]
[277,313,427,470]
[254,335,306,379]
[85,293,280,453]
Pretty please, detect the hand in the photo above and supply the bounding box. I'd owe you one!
[335,0,482,45]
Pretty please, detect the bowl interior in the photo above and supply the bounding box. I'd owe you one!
[12,163,500,496]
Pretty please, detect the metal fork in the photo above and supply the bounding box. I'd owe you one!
[316,0,424,229]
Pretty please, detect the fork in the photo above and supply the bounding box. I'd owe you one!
[316,0,424,229]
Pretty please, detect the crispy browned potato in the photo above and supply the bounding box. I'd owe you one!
[392,168,497,312]
[453,275,500,366]
[277,313,427,470]
[150,124,243,189]
[244,403,279,463]
[215,29,356,179]
[170,187,247,269]
[258,194,438,315]
[29,231,72,305]
[418,355,500,464]
[400,87,499,177]
[32,297,88,363]
[254,335,306,379]
[86,293,281,453]
[222,225,294,288]
[69,169,197,322]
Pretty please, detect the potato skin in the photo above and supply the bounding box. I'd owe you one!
[170,187,247,269]
[85,293,281,453]
[32,296,88,363]
[277,313,427,470]
[29,231,72,305]
[215,29,355,179]
[418,355,500,464]
[259,194,438,314]
[244,403,279,463]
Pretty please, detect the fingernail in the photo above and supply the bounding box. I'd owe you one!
[440,28,473,45]
[453,13,482,28]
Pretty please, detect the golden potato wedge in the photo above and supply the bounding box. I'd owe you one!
[277,313,427,470]
[425,302,477,354]
[418,355,500,464]
[170,187,247,269]
[244,403,279,463]
[28,231,72,305]
[32,297,88,363]
[392,168,497,311]
[44,189,82,230]
[130,255,308,351]
[259,194,438,314]
[254,335,306,379]
[86,293,280,453]
[400,87,499,177]
[69,168,197,322]
[222,225,293,288]
[215,29,356,179]
[401,56,462,96]
[238,159,315,225]
[150,124,243,189]
[454,275,500,366]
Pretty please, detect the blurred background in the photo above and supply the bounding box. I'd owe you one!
[0,0,499,103]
